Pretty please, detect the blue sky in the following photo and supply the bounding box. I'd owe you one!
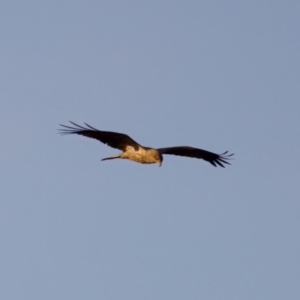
[1,1,300,299]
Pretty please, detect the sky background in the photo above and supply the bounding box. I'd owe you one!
[1,1,300,299]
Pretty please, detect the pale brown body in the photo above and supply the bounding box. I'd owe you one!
[112,146,163,166]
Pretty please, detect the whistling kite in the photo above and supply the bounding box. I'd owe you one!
[59,121,233,168]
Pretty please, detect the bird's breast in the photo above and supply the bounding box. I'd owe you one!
[121,147,159,164]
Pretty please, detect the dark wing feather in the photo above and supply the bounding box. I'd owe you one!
[58,121,141,151]
[157,146,234,168]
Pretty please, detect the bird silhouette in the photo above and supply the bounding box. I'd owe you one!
[58,121,234,168]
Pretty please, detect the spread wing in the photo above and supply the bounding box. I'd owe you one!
[58,121,141,151]
[157,146,233,168]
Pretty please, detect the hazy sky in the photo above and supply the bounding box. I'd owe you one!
[1,1,300,299]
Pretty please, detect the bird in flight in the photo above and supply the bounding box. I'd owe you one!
[58,121,233,168]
